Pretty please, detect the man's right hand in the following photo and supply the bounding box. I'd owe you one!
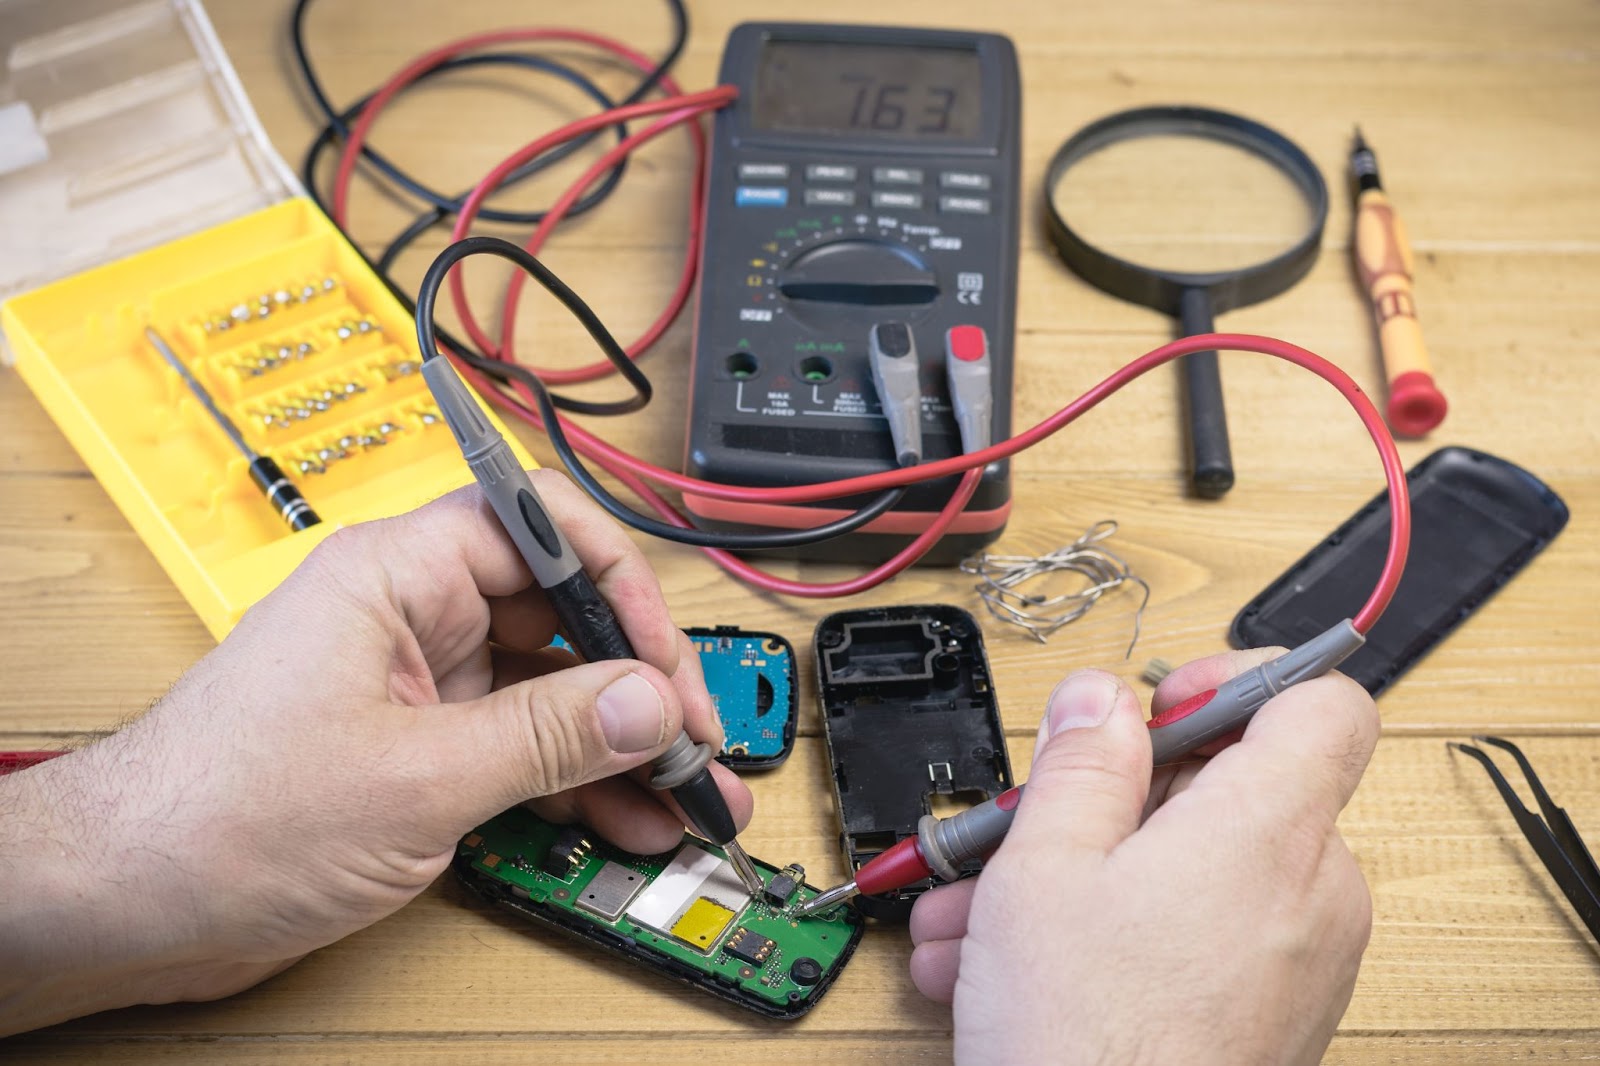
[909,653,1378,1066]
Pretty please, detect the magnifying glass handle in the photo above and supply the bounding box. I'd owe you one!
[1178,289,1235,498]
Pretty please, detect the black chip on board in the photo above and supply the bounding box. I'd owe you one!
[725,927,776,966]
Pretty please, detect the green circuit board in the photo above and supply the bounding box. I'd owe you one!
[455,807,862,1016]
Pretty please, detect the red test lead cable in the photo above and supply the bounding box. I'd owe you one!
[372,85,1409,608]
[328,26,718,388]
[327,39,1409,607]
[0,752,63,775]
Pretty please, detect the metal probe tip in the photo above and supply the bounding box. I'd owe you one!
[723,838,763,895]
[792,879,859,919]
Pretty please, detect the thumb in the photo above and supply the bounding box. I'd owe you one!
[1008,669,1153,858]
[429,660,683,821]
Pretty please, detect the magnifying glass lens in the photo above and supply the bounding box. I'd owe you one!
[1049,134,1317,274]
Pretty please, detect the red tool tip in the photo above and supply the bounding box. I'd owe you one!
[856,835,934,896]
[1386,371,1447,437]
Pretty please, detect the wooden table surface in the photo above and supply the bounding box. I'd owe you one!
[5,0,1599,1060]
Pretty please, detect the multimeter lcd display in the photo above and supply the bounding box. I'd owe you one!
[751,41,982,140]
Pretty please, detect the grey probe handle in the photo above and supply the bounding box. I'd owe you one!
[1149,620,1365,765]
[422,358,580,590]
[918,785,1024,883]
[869,320,924,465]
[424,357,733,844]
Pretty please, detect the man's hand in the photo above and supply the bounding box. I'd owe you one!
[909,653,1377,1066]
[0,475,749,1034]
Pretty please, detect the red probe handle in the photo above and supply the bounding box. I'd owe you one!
[855,786,1025,895]
[852,623,1368,897]
[856,836,935,896]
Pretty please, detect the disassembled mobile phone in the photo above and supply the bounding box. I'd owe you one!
[814,604,1014,920]
[454,808,863,1019]
[686,626,798,769]
[1233,446,1569,696]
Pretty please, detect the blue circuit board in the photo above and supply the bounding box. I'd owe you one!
[549,628,796,768]
[687,628,796,767]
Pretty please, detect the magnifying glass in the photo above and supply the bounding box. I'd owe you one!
[1045,106,1328,498]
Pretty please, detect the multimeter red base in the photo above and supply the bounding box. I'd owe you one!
[683,23,1022,564]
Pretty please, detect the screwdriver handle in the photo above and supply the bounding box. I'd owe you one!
[247,456,320,531]
[1355,188,1446,437]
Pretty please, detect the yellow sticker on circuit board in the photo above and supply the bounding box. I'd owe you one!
[671,897,737,951]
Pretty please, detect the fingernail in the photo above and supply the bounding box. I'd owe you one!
[1045,672,1119,736]
[597,673,666,753]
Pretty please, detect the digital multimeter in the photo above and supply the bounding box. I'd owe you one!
[684,23,1021,564]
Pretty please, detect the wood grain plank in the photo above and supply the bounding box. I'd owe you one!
[7,735,1600,1055]
[4,0,1599,1060]
[8,1033,1600,1065]
[2,465,1592,733]
[8,245,1597,477]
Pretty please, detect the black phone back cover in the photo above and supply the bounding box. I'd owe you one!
[814,604,1014,921]
[1231,446,1568,696]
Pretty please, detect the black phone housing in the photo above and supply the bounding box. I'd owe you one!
[814,604,1013,921]
[1232,446,1568,697]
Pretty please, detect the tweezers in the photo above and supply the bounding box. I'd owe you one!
[1450,736,1600,942]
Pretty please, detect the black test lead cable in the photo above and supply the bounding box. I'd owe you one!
[417,322,764,896]
[292,4,910,548]
[291,4,685,417]
[416,237,910,551]
[300,51,633,277]
[299,51,648,421]
[144,327,320,532]
[291,0,685,223]
[292,0,686,255]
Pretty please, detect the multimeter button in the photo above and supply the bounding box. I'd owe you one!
[871,190,924,210]
[804,188,857,207]
[939,195,991,215]
[735,186,789,207]
[872,166,924,185]
[940,171,992,190]
[737,162,790,181]
[806,163,857,182]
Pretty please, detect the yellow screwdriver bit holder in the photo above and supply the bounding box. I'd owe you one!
[0,3,532,639]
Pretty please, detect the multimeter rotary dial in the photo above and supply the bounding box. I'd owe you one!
[755,218,945,327]
[779,238,937,305]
